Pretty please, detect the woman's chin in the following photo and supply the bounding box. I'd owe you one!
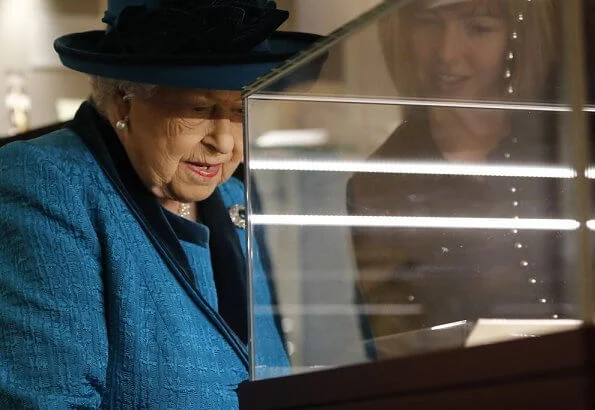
[184,186,218,203]
[161,182,216,204]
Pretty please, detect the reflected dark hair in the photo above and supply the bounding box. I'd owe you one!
[378,0,560,101]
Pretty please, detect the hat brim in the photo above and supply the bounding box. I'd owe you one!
[54,31,323,90]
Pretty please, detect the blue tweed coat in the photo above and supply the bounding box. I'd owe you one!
[0,102,288,408]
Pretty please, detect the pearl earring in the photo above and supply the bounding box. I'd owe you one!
[116,95,133,131]
[116,117,128,131]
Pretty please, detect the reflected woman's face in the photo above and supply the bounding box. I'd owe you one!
[410,0,508,99]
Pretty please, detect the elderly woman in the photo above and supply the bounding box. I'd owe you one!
[0,0,321,408]
[348,0,563,349]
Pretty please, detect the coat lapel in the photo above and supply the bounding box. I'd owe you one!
[198,189,248,345]
[69,101,249,366]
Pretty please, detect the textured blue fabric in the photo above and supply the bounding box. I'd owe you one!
[0,129,288,408]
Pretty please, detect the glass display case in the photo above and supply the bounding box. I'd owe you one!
[243,0,593,382]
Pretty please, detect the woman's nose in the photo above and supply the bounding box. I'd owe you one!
[205,117,235,154]
[437,24,464,65]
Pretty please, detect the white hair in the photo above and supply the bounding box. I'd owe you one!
[89,76,158,116]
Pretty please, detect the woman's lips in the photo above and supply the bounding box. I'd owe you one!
[186,162,222,179]
[433,73,470,94]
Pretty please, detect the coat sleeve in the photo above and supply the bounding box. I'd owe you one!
[0,142,107,408]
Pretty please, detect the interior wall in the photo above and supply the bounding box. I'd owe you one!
[0,0,103,136]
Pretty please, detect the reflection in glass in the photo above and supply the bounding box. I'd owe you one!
[245,0,588,379]
[347,0,568,354]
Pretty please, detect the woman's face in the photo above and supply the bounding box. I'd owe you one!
[119,87,244,203]
[410,0,508,99]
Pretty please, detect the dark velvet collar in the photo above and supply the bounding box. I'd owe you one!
[163,209,210,246]
[68,101,249,362]
[197,184,248,344]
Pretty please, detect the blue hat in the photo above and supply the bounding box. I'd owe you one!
[54,0,323,90]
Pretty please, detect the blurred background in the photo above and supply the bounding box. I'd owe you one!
[0,0,382,137]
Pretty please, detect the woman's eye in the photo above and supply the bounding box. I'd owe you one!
[192,106,212,113]
[466,18,501,35]
[468,23,494,34]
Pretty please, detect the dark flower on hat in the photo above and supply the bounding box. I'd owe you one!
[100,0,289,55]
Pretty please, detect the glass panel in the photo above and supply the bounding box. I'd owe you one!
[245,0,590,380]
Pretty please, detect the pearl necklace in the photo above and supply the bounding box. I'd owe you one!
[178,202,192,219]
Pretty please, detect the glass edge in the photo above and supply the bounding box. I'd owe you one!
[242,0,412,97]
[563,0,594,323]
[244,93,577,112]
[242,97,257,380]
